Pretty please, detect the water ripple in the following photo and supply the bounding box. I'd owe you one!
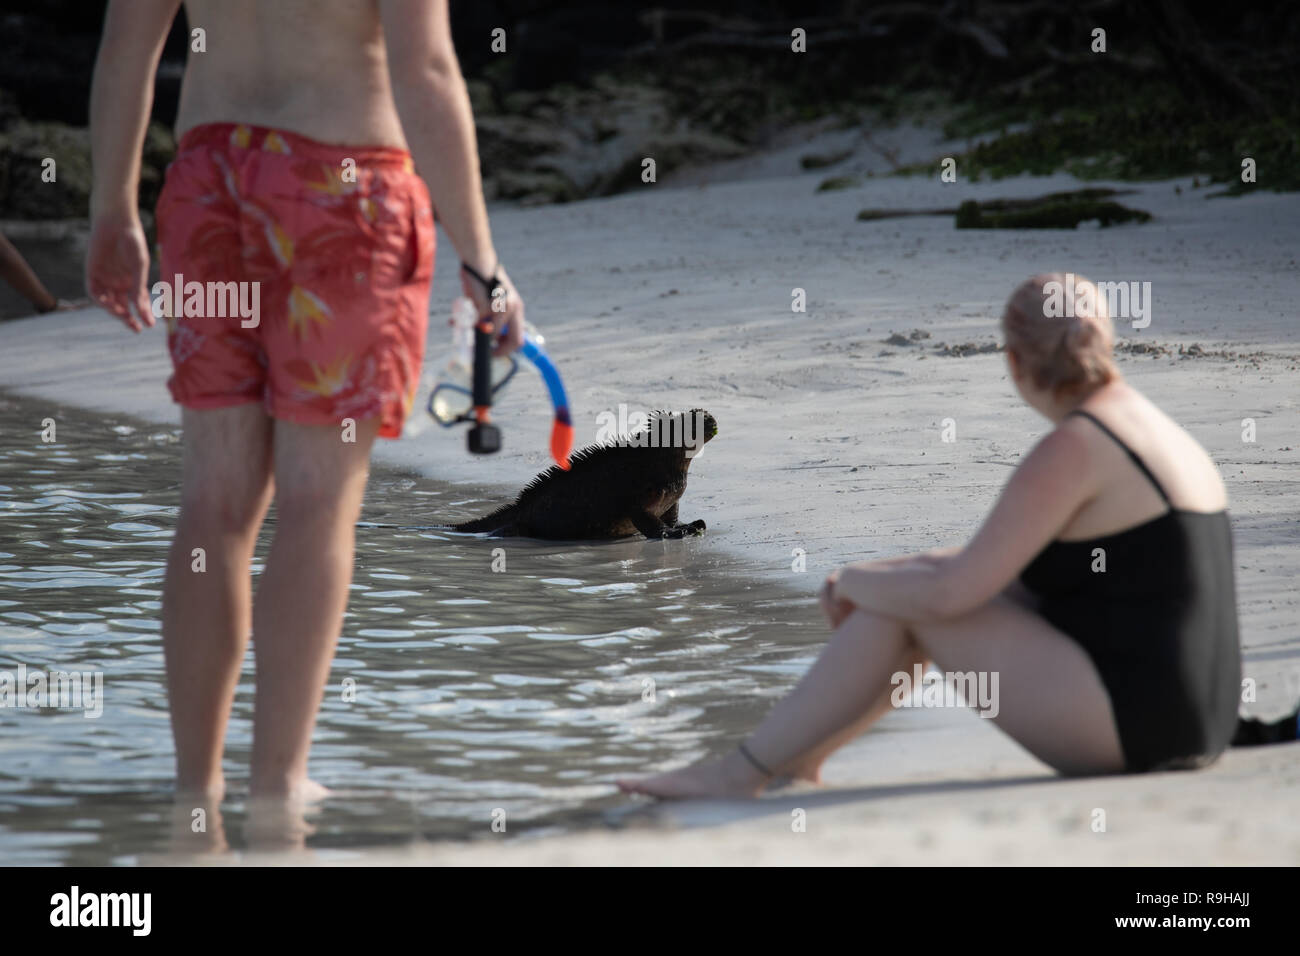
[0,391,823,863]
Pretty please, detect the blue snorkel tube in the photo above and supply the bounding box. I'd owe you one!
[425,303,573,470]
[432,263,573,469]
[519,336,574,470]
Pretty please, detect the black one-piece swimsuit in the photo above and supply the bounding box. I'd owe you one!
[1019,410,1242,773]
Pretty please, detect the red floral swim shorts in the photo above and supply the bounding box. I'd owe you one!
[156,122,434,438]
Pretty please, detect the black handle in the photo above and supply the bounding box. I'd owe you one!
[471,319,493,410]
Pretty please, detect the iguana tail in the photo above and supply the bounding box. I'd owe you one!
[449,503,518,534]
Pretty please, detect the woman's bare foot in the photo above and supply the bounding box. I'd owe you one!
[617,750,770,800]
[787,760,826,786]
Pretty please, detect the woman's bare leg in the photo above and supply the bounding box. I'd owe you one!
[619,598,1124,799]
[785,582,1033,782]
[619,609,916,798]
[787,646,930,783]
[907,597,1125,775]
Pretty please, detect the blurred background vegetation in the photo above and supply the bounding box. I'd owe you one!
[1,0,1296,220]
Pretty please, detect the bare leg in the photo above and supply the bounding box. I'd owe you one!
[788,552,974,781]
[787,646,930,783]
[248,417,379,799]
[906,598,1125,775]
[773,583,1036,782]
[619,609,917,798]
[163,405,274,802]
[620,599,1124,799]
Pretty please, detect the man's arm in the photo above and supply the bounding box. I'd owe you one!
[86,0,179,331]
[379,0,524,353]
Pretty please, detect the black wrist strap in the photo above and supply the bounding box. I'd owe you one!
[461,261,502,296]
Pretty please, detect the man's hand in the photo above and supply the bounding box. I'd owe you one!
[460,262,525,357]
[819,568,856,630]
[86,211,155,333]
[87,0,177,331]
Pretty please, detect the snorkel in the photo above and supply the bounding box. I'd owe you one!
[519,336,574,470]
[428,263,573,470]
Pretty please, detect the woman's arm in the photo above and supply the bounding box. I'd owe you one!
[833,425,1096,621]
[818,546,957,628]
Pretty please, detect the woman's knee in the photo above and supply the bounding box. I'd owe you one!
[904,609,979,658]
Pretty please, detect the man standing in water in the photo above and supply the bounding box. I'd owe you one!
[87,0,523,806]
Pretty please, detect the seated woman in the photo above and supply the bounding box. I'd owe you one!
[620,273,1244,799]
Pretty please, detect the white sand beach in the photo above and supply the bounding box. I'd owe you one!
[3,120,1298,864]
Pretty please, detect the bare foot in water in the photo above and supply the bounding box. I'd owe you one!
[617,750,770,800]
[292,778,332,804]
[168,789,229,855]
[249,777,332,803]
[245,780,330,852]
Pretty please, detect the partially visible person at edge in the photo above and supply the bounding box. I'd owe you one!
[87,0,523,808]
[622,273,1244,798]
[0,232,84,315]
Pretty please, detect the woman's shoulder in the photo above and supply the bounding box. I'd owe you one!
[1071,393,1228,512]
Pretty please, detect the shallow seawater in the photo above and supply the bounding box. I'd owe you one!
[0,391,824,864]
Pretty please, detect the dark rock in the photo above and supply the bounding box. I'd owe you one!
[817,175,860,192]
[800,149,852,169]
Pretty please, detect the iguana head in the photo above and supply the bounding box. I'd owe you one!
[643,408,716,459]
[690,408,719,445]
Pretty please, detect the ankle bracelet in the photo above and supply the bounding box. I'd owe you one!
[737,741,774,778]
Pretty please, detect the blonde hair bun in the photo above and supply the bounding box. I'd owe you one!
[1002,272,1117,397]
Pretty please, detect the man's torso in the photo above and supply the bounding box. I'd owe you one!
[175,0,408,148]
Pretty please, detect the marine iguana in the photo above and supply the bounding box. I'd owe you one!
[450,409,717,540]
